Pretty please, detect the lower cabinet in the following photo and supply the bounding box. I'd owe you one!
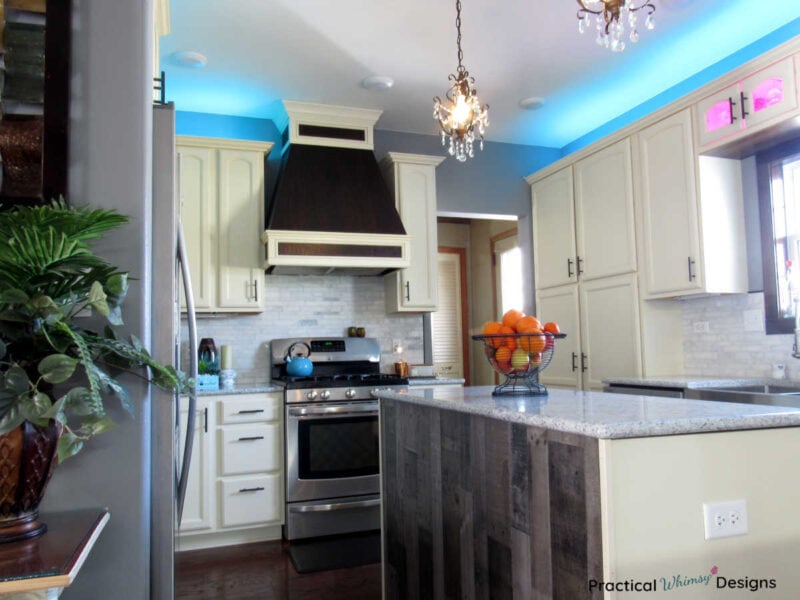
[177,392,284,550]
[537,274,642,390]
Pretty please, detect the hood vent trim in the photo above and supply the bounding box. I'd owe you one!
[263,101,411,275]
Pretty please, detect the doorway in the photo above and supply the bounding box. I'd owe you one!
[431,247,470,384]
[492,229,523,318]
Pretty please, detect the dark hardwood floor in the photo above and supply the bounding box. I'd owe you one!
[175,540,382,600]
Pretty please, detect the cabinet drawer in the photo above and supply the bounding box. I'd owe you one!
[219,474,281,528]
[218,393,281,424]
[218,423,280,475]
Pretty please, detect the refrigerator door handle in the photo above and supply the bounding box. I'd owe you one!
[176,222,198,526]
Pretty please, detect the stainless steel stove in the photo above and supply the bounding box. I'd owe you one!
[271,337,407,540]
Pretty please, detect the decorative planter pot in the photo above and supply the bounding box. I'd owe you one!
[0,421,60,543]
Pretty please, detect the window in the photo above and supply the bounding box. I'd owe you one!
[757,138,800,334]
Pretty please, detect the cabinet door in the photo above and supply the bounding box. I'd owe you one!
[579,274,642,391]
[536,284,581,389]
[636,110,703,297]
[178,145,216,310]
[396,162,438,310]
[742,56,799,130]
[219,474,282,528]
[218,422,281,476]
[695,82,743,147]
[217,149,265,310]
[178,397,212,533]
[573,138,637,281]
[531,167,577,289]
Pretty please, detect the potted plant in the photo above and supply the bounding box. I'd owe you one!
[0,200,188,541]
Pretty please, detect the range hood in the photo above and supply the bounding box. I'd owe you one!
[262,101,410,275]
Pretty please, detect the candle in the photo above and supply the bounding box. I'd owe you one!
[220,344,232,370]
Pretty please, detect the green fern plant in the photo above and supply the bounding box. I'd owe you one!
[0,199,189,461]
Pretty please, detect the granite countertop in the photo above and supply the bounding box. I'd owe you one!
[602,376,800,389]
[407,377,465,386]
[376,385,800,439]
[198,384,282,396]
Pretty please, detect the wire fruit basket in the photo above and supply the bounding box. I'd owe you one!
[472,332,566,396]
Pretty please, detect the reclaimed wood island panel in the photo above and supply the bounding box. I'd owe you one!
[379,386,800,600]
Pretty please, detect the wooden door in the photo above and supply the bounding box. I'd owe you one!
[432,249,469,382]
[177,396,212,533]
[695,82,744,147]
[742,56,799,130]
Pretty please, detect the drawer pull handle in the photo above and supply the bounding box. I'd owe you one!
[238,486,265,493]
[237,436,265,441]
[237,409,265,414]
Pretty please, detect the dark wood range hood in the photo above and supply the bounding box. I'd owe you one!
[262,101,410,275]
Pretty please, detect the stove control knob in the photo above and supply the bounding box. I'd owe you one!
[320,390,331,400]
[345,388,357,399]
[306,390,318,401]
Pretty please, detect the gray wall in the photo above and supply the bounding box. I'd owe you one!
[41,1,154,598]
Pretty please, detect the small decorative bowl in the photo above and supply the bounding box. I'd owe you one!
[471,332,566,396]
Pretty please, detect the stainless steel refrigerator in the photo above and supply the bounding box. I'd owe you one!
[151,102,198,599]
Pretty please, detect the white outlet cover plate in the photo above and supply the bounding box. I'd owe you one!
[703,499,748,539]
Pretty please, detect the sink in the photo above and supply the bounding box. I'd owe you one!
[685,383,800,408]
[702,384,800,395]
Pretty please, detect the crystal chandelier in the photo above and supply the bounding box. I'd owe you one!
[433,0,489,162]
[577,0,655,52]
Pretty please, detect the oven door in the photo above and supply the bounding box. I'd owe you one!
[285,401,380,503]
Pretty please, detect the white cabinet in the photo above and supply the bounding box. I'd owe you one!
[381,152,445,312]
[696,55,799,149]
[177,137,273,313]
[178,396,212,533]
[177,392,283,550]
[634,109,747,298]
[532,139,636,291]
[573,138,637,281]
[536,274,642,391]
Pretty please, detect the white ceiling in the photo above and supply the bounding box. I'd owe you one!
[160,0,800,149]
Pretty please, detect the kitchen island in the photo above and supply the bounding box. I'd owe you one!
[378,386,800,599]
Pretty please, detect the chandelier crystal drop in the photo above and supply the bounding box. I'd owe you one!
[576,0,655,52]
[433,0,489,162]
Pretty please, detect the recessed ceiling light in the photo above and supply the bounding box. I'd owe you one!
[171,50,208,69]
[361,75,394,91]
[519,96,546,110]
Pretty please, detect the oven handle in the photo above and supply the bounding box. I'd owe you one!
[287,403,378,417]
[288,498,381,513]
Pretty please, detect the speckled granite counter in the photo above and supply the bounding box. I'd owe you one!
[376,385,800,438]
[198,384,281,396]
[407,377,464,386]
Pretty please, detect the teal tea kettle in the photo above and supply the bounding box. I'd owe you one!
[285,341,313,377]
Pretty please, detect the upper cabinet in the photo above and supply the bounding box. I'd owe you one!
[382,152,444,313]
[696,55,799,149]
[177,136,273,313]
[634,109,747,298]
[532,139,637,291]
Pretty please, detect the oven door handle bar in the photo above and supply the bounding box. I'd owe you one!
[288,403,379,417]
[288,498,381,513]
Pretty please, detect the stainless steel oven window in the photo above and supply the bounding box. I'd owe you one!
[285,402,381,502]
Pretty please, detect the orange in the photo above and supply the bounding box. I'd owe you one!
[515,315,542,333]
[520,330,546,353]
[543,321,560,334]
[501,309,524,330]
[498,325,517,351]
[494,346,511,363]
[482,321,502,348]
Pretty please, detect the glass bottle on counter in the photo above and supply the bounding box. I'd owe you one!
[198,338,219,374]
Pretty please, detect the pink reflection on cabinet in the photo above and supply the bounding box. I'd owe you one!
[705,99,732,132]
[752,77,784,112]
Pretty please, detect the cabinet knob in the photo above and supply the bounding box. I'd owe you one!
[687,256,696,281]
[571,352,578,372]
[253,279,259,302]
[405,281,411,301]
[237,436,265,442]
[567,258,574,278]
[238,486,265,493]
[739,91,749,120]
[581,353,588,373]
[728,96,738,123]
[576,255,584,276]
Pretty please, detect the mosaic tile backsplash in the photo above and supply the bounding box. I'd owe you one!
[180,275,424,386]
[681,291,799,379]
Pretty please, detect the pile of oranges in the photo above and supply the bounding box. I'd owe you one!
[481,309,560,375]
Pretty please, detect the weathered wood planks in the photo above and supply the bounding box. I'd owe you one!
[381,399,603,599]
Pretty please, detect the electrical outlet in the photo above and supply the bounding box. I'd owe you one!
[693,321,710,333]
[703,500,748,539]
[392,339,404,354]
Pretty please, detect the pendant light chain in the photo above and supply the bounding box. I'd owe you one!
[455,0,464,71]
